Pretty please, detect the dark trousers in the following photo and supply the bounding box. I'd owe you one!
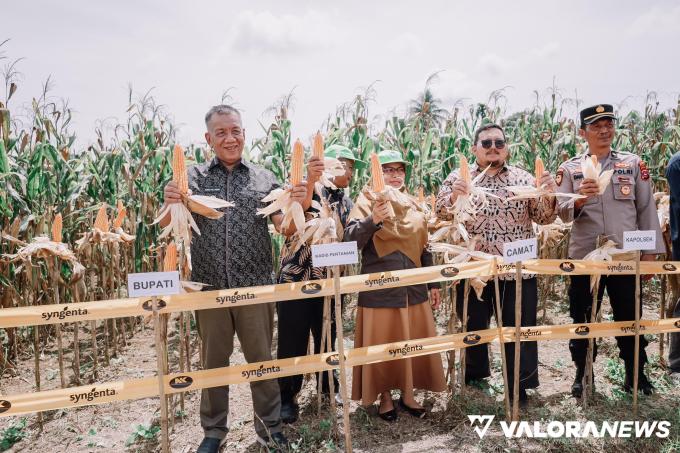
[669,296,680,373]
[568,275,648,366]
[456,277,539,392]
[277,297,339,405]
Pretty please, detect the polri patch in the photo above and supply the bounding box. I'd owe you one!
[555,169,564,186]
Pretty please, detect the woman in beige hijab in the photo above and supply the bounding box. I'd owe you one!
[344,150,446,421]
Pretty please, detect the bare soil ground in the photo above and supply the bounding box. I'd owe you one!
[1,277,679,452]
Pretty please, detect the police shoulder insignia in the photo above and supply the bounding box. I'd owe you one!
[555,169,563,186]
[639,161,650,181]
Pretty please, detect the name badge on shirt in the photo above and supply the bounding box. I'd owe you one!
[202,187,221,193]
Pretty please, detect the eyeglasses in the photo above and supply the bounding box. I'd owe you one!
[479,139,506,149]
[383,167,406,175]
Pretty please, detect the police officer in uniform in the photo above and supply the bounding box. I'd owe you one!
[556,104,664,398]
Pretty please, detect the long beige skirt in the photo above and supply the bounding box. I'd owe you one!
[351,301,447,406]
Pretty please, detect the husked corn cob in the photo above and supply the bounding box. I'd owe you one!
[535,157,545,188]
[371,153,385,192]
[173,144,189,194]
[429,194,436,213]
[113,200,126,229]
[163,242,178,271]
[418,186,425,203]
[290,140,304,186]
[52,213,62,243]
[312,132,324,159]
[459,155,470,184]
[94,204,110,232]
[591,154,598,169]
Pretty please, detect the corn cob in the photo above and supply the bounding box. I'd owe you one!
[173,144,189,194]
[312,132,324,159]
[429,194,436,213]
[290,140,304,185]
[113,200,126,229]
[94,204,110,232]
[163,242,178,271]
[535,157,545,188]
[418,186,425,203]
[371,153,385,192]
[52,213,62,243]
[591,154,598,169]
[459,155,470,184]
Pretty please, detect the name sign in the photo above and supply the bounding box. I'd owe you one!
[311,242,359,267]
[127,271,181,297]
[503,238,538,264]
[622,230,656,251]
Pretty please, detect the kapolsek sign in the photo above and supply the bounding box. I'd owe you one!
[622,230,656,252]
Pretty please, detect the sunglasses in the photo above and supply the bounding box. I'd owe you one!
[479,139,506,149]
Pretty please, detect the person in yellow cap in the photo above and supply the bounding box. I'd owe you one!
[556,104,664,398]
[344,149,446,422]
[276,143,365,424]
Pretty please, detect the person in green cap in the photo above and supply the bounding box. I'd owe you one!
[344,149,445,422]
[276,143,365,424]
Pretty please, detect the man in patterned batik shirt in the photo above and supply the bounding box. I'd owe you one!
[277,144,365,424]
[161,105,310,453]
[436,123,558,405]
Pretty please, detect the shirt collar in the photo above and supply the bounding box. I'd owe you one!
[208,157,251,172]
[470,160,509,174]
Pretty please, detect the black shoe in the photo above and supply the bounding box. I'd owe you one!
[624,374,654,395]
[256,432,289,452]
[509,388,528,407]
[571,362,587,398]
[398,397,427,419]
[378,408,398,422]
[623,361,654,396]
[280,401,299,424]
[378,399,398,422]
[197,437,226,453]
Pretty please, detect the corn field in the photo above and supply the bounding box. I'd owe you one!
[1,44,680,419]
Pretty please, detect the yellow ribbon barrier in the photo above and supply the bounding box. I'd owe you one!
[1,259,679,329]
[2,318,678,417]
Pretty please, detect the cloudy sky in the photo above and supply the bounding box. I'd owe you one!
[3,0,679,148]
